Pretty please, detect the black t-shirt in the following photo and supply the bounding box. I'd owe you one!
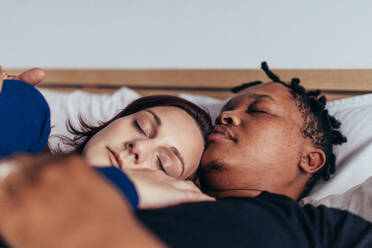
[136,192,372,248]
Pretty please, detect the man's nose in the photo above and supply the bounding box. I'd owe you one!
[217,110,241,126]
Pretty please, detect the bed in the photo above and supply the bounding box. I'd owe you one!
[8,67,372,222]
[9,68,372,100]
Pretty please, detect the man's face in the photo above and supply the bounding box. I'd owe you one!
[201,82,309,197]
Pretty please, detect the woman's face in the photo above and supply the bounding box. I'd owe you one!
[82,106,205,179]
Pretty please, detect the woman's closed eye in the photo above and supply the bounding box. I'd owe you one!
[156,156,166,173]
[134,119,152,137]
[134,120,146,135]
[156,150,183,178]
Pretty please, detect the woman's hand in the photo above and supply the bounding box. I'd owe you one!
[124,169,215,209]
[0,67,46,93]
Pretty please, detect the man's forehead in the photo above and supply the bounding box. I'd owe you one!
[227,82,293,106]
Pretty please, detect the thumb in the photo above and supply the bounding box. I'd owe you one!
[0,78,3,93]
[17,68,46,86]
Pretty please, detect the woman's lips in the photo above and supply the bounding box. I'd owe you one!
[106,146,123,169]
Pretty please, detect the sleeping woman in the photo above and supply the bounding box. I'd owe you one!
[61,94,211,181]
[0,67,214,209]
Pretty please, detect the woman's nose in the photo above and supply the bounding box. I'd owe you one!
[217,110,241,126]
[125,140,151,164]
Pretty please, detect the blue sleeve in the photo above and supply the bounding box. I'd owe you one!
[0,79,51,158]
[94,167,139,210]
[0,80,139,209]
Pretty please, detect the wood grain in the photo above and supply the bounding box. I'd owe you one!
[8,69,372,100]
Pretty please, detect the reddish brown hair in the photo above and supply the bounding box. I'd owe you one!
[59,95,213,154]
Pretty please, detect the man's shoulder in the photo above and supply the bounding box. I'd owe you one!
[136,194,305,248]
[137,191,302,216]
[137,191,372,248]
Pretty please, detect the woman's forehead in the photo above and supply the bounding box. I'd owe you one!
[148,106,204,144]
[145,106,204,170]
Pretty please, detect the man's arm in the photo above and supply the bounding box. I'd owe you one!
[0,154,165,248]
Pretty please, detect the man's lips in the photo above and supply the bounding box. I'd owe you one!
[208,125,237,143]
[106,146,123,169]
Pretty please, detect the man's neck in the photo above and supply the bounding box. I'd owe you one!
[206,189,263,198]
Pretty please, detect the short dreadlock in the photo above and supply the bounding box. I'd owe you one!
[231,62,347,199]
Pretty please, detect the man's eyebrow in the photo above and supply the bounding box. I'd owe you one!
[250,93,276,102]
[144,110,161,126]
[222,93,276,110]
[171,147,185,176]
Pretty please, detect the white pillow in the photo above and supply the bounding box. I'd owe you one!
[301,176,372,222]
[178,93,228,122]
[303,94,372,201]
[40,88,140,152]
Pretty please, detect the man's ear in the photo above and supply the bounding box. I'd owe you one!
[299,148,326,174]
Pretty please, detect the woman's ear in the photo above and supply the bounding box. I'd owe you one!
[299,148,326,174]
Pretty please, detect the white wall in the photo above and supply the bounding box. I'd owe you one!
[1,0,372,69]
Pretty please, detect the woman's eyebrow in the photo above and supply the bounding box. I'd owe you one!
[171,146,185,176]
[144,110,161,126]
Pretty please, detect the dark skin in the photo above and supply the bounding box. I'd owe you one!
[201,82,326,200]
[0,155,164,248]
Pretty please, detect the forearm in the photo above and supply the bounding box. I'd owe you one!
[105,213,166,248]
[0,155,166,248]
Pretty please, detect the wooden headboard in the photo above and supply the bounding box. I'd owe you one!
[8,69,372,101]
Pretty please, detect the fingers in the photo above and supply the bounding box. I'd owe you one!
[16,68,46,85]
[0,154,84,202]
[173,190,215,205]
[166,180,216,204]
[0,154,48,203]
[0,66,5,93]
[173,180,201,191]
[186,190,215,202]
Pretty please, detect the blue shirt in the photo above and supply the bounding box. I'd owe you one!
[0,79,138,209]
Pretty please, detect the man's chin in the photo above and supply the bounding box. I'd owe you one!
[202,144,226,165]
[200,159,227,173]
[199,159,227,192]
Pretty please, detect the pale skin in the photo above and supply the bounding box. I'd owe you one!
[82,106,204,180]
[82,105,215,208]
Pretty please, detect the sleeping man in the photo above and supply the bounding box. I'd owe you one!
[0,63,371,248]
